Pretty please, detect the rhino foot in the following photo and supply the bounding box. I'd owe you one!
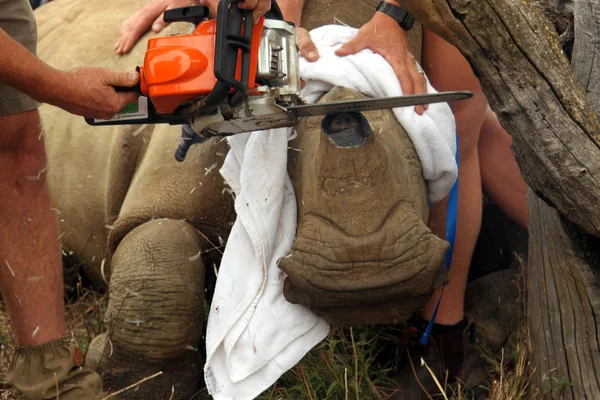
[86,219,208,399]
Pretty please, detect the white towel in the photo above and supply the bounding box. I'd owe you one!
[300,25,458,202]
[204,24,458,400]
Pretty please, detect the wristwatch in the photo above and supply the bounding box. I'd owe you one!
[376,1,415,31]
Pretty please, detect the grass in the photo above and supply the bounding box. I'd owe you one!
[0,262,564,400]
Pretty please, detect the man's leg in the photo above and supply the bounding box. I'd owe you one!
[391,28,490,399]
[0,2,103,397]
[478,107,529,230]
[421,27,487,325]
[0,109,104,400]
[0,110,65,346]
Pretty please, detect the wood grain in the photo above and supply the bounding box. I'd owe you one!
[398,0,600,237]
[527,190,600,399]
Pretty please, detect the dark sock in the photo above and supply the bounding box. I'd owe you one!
[430,318,468,334]
[407,314,468,334]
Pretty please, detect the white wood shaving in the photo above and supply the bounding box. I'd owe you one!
[204,162,218,175]
[4,260,15,277]
[15,293,23,307]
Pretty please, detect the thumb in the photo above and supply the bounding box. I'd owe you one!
[152,14,169,32]
[298,30,319,62]
[106,70,140,87]
[335,37,364,57]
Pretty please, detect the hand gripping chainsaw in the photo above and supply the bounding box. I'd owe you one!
[85,0,472,162]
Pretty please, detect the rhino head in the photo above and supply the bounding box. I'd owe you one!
[280,86,450,326]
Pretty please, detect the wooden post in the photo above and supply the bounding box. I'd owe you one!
[527,191,600,398]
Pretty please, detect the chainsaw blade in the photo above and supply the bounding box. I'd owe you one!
[286,91,473,117]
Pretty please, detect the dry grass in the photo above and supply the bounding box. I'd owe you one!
[0,262,558,400]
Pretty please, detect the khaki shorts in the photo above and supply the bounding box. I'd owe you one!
[0,0,40,116]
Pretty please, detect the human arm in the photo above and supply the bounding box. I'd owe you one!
[0,29,139,119]
[277,0,319,61]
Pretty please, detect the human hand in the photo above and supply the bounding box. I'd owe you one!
[115,0,192,55]
[48,67,140,119]
[297,27,319,62]
[237,0,271,23]
[335,11,428,115]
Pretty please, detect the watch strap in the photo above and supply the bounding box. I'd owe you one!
[376,1,415,30]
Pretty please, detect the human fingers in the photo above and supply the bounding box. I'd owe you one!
[238,0,258,8]
[152,13,170,32]
[409,58,429,114]
[200,0,219,17]
[116,92,142,111]
[334,34,366,57]
[252,0,271,23]
[297,28,319,61]
[377,47,415,97]
[115,2,165,54]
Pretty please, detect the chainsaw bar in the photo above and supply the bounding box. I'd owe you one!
[286,91,473,117]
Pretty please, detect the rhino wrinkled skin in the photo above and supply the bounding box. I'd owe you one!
[33,0,449,397]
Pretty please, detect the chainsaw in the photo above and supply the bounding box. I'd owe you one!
[85,0,472,162]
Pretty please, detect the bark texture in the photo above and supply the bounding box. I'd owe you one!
[398,0,600,237]
[527,190,600,399]
[572,0,600,113]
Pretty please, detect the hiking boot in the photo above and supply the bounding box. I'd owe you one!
[390,317,488,400]
[5,335,103,400]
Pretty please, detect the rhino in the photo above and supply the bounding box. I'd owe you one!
[34,0,450,398]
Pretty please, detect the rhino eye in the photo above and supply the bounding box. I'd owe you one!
[321,112,373,148]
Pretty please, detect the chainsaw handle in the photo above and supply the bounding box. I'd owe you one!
[113,85,141,93]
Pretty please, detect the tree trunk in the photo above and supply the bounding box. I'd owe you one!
[527,190,600,399]
[572,0,600,114]
[395,0,600,397]
[398,0,600,237]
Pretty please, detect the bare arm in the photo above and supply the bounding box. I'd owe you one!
[0,28,65,103]
[0,29,139,119]
[278,0,305,26]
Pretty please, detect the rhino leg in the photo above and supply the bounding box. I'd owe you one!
[86,219,206,400]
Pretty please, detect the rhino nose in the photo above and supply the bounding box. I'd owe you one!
[321,112,373,148]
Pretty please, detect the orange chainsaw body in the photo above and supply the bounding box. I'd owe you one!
[139,18,265,115]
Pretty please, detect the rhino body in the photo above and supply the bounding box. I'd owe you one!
[34,0,448,397]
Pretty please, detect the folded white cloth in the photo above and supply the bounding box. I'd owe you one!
[204,24,458,400]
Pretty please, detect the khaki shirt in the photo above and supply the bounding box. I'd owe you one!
[0,0,40,116]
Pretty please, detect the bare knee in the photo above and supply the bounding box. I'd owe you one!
[0,110,47,180]
[478,107,513,152]
[421,27,488,157]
